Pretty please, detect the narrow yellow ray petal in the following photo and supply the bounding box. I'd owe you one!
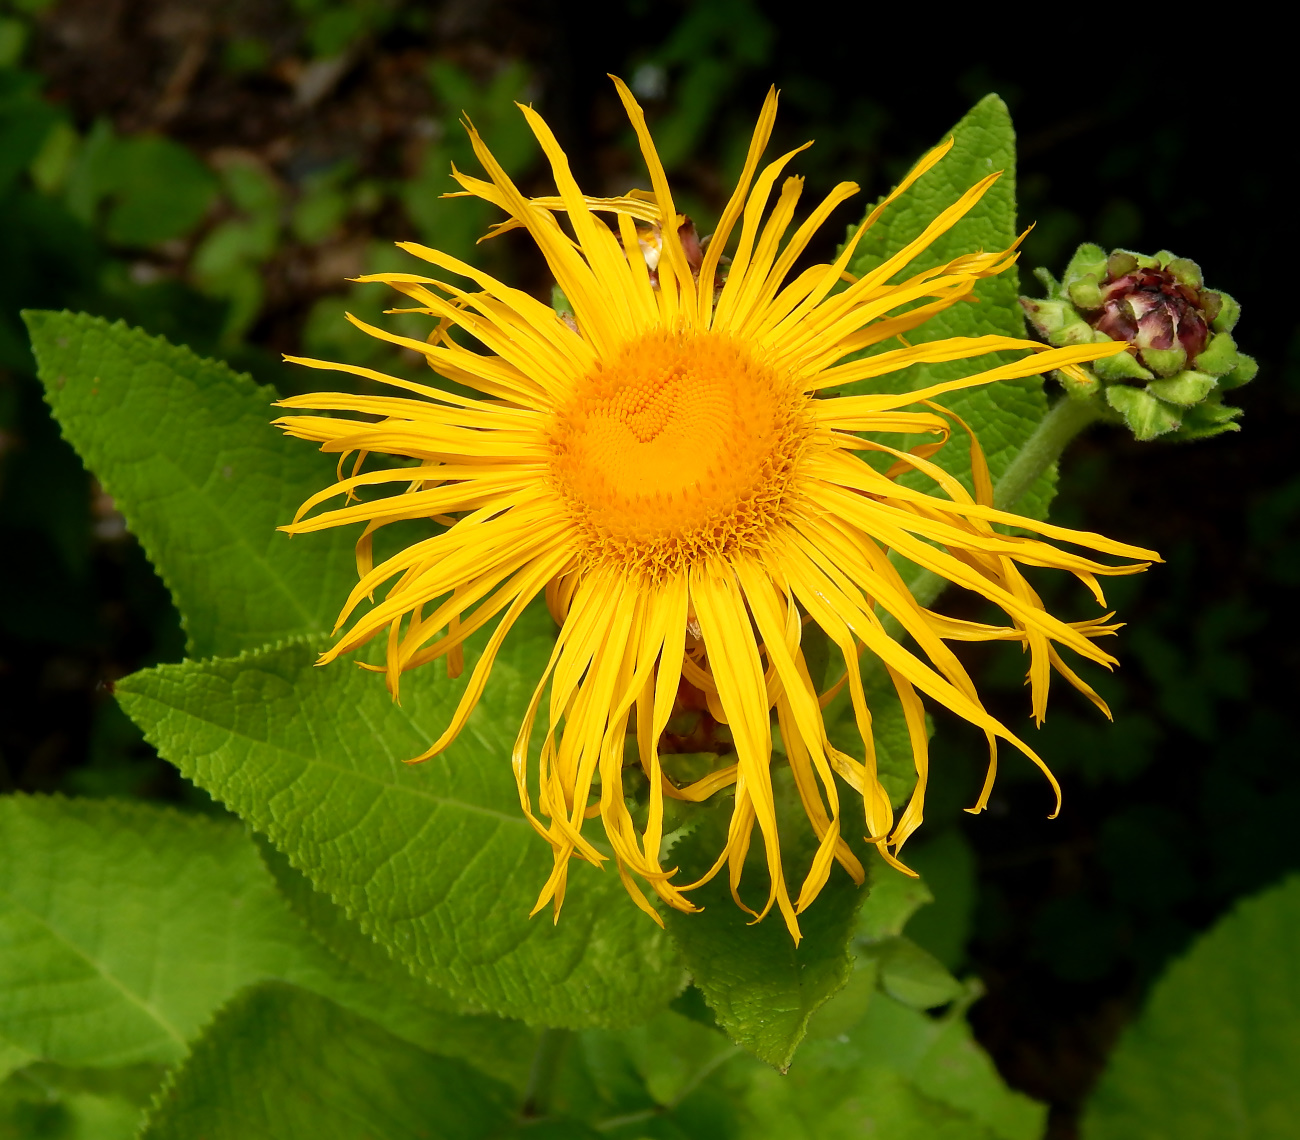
[697,84,779,323]
[609,74,698,323]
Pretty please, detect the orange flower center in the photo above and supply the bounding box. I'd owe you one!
[549,329,811,572]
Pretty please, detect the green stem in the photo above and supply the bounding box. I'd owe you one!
[520,1027,572,1119]
[991,394,1105,514]
[886,395,1106,634]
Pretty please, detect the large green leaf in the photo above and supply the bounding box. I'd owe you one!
[1082,873,1300,1140]
[141,983,517,1140]
[255,833,453,999]
[0,795,530,1082]
[115,608,684,1029]
[662,785,864,1070]
[748,983,1045,1140]
[841,94,1054,519]
[23,310,357,658]
[555,1008,747,1137]
[253,840,539,1091]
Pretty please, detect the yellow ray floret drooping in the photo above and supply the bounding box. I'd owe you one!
[275,78,1158,942]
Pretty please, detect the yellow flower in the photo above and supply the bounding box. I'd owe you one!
[275,79,1156,941]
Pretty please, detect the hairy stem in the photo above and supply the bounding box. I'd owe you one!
[991,394,1106,515]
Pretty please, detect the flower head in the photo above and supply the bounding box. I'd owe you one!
[276,80,1156,941]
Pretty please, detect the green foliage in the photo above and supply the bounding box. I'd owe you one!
[751,983,1045,1140]
[402,61,538,265]
[0,790,548,1140]
[0,1062,160,1140]
[902,828,978,970]
[64,121,218,248]
[551,1010,746,1136]
[115,628,684,1029]
[633,0,773,172]
[841,94,1055,520]
[0,793,308,1069]
[0,68,58,195]
[290,160,353,244]
[662,798,864,1070]
[141,983,517,1140]
[1083,874,1300,1140]
[192,157,284,343]
[24,311,358,657]
[290,0,404,58]
[0,794,522,1078]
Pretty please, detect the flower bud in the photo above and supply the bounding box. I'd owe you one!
[1022,244,1254,441]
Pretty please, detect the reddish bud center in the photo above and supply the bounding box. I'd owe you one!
[1088,266,1212,360]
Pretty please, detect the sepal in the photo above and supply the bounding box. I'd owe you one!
[1105,384,1183,441]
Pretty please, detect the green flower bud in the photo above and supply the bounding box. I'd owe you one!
[1107,250,1139,278]
[1056,368,1097,399]
[1021,243,1254,443]
[1049,319,1100,348]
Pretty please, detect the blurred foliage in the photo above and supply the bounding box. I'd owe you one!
[0,1,1295,1136]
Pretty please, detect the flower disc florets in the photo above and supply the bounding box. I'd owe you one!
[550,329,812,577]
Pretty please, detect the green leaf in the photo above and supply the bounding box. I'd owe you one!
[98,135,217,247]
[0,794,533,1084]
[661,788,864,1070]
[842,94,1054,520]
[0,1062,162,1140]
[559,1008,746,1135]
[901,828,978,970]
[1082,873,1300,1140]
[140,983,517,1140]
[252,836,543,1091]
[115,608,684,1029]
[23,311,358,657]
[858,849,934,941]
[261,841,542,1091]
[755,992,1046,1140]
[594,1009,740,1110]
[0,793,311,1068]
[865,938,964,1010]
[0,74,59,196]
[0,1043,31,1086]
[747,1065,999,1140]
[255,833,432,994]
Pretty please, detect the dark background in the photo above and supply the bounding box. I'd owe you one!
[0,3,1294,1137]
